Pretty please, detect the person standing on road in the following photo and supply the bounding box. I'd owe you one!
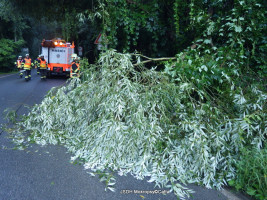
[70,55,80,78]
[39,55,47,80]
[14,56,23,78]
[22,54,33,81]
[35,55,41,75]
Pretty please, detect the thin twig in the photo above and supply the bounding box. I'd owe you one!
[132,55,176,66]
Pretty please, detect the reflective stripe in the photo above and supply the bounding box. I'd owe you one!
[70,73,80,78]
[24,66,31,69]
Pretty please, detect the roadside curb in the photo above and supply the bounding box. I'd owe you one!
[220,188,253,200]
[0,72,17,79]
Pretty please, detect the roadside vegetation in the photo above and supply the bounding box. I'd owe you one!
[2,0,266,199]
[229,147,267,200]
[0,39,24,72]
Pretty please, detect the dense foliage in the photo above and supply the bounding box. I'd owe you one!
[0,39,24,71]
[229,147,267,200]
[79,0,191,56]
[0,0,25,71]
[163,1,267,197]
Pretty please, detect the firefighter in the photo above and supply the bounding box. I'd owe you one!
[14,56,23,78]
[22,54,33,81]
[39,55,47,80]
[35,55,41,75]
[70,54,80,78]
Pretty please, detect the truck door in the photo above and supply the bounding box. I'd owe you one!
[49,47,67,64]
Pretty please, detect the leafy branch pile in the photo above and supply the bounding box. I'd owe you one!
[162,1,267,198]
[9,47,266,199]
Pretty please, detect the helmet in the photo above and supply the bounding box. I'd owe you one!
[18,55,22,58]
[26,53,29,56]
[71,53,78,59]
[40,54,44,57]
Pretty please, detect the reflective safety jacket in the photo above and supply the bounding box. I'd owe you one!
[71,62,80,72]
[34,58,40,67]
[15,60,23,68]
[39,59,47,69]
[23,58,32,70]
[70,61,80,78]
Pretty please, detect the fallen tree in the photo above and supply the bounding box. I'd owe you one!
[8,49,266,199]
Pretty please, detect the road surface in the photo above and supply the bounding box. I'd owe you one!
[0,70,249,200]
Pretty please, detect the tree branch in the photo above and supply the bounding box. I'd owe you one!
[132,54,176,66]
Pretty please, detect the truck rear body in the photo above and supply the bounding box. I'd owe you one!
[41,39,75,77]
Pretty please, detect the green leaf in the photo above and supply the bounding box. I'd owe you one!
[246,187,256,196]
[235,26,242,33]
[228,180,235,186]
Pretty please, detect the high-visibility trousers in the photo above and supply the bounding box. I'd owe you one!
[70,69,80,78]
[40,68,47,79]
[24,69,31,80]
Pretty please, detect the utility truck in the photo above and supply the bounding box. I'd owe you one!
[41,38,75,77]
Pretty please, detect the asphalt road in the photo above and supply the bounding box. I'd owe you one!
[0,70,239,200]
